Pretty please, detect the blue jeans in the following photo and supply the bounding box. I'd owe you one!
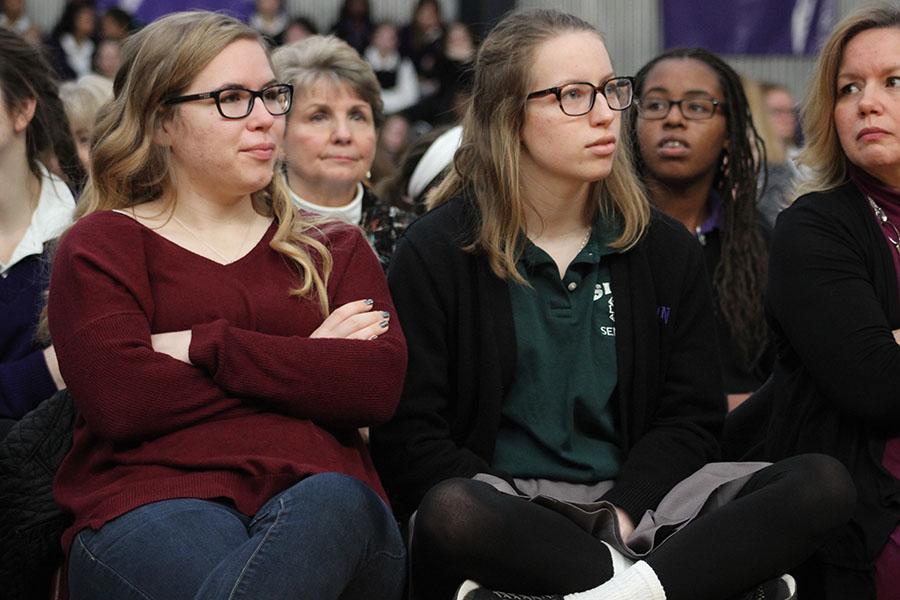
[68,472,406,600]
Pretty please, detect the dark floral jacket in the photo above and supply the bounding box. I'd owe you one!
[360,186,416,271]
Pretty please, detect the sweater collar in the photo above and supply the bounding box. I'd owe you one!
[848,163,900,209]
[288,182,364,226]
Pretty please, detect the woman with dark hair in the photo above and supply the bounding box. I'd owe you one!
[0,27,82,439]
[374,124,460,214]
[99,6,135,42]
[628,48,771,406]
[47,11,406,598]
[399,0,445,96]
[329,0,373,55]
[1,0,40,43]
[248,0,288,45]
[371,8,853,600]
[45,1,97,80]
[762,5,900,598]
[282,15,318,45]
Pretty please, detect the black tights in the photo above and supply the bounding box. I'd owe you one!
[411,454,855,600]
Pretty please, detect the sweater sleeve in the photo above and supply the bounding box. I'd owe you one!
[48,216,241,443]
[370,230,494,516]
[0,349,58,419]
[603,229,725,521]
[768,197,900,425]
[188,228,406,428]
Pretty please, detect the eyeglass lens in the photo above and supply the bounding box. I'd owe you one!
[559,78,633,116]
[638,96,717,120]
[218,85,292,118]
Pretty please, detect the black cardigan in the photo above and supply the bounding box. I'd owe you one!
[763,181,900,598]
[371,195,726,522]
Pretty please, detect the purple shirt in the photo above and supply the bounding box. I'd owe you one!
[694,191,723,246]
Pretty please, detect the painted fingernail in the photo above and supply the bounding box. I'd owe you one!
[369,334,379,340]
[381,311,390,318]
[379,320,389,328]
[364,299,374,305]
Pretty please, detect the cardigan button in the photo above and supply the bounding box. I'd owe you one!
[566,281,577,291]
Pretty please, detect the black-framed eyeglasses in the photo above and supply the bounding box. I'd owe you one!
[526,76,634,116]
[163,83,294,119]
[636,95,723,121]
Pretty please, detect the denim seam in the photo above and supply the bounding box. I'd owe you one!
[226,497,284,600]
[75,535,154,600]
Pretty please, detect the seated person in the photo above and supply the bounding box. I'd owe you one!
[48,12,406,599]
[627,48,773,408]
[272,35,414,270]
[0,27,82,438]
[763,6,900,599]
[371,9,854,600]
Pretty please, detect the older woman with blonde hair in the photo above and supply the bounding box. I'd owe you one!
[59,73,113,170]
[371,8,853,600]
[272,34,412,270]
[762,5,900,599]
[48,11,406,599]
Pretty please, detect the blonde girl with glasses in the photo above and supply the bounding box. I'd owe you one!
[47,11,406,599]
[371,9,853,600]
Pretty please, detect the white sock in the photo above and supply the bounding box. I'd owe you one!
[564,561,666,600]
[601,541,634,576]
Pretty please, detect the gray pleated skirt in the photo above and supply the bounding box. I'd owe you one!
[473,461,770,560]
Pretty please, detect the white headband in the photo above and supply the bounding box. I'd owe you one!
[406,125,463,201]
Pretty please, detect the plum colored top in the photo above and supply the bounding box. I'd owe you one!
[48,211,406,553]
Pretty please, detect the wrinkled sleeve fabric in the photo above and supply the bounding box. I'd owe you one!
[48,215,242,443]
[188,228,407,428]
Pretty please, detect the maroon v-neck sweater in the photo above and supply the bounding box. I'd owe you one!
[48,211,406,554]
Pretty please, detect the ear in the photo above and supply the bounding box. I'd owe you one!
[153,114,174,147]
[12,97,37,134]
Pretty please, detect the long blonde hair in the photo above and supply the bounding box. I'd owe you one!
[429,9,650,283]
[797,4,900,195]
[75,11,333,313]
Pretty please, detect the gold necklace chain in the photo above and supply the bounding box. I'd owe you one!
[578,227,592,251]
[171,213,254,264]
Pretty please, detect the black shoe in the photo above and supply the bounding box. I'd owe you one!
[453,580,564,600]
[731,575,797,600]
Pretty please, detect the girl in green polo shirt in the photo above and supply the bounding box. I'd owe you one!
[371,9,854,600]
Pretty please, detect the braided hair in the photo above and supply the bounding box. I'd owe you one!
[629,47,769,371]
[0,27,85,190]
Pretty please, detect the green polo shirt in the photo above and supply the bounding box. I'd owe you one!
[492,222,621,483]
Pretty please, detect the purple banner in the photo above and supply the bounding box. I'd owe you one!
[97,0,254,26]
[663,0,837,55]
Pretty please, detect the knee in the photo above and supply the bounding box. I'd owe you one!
[413,478,487,559]
[294,473,401,544]
[780,454,857,531]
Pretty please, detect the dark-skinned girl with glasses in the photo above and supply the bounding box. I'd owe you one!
[371,10,852,600]
[628,48,772,410]
[46,11,407,599]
